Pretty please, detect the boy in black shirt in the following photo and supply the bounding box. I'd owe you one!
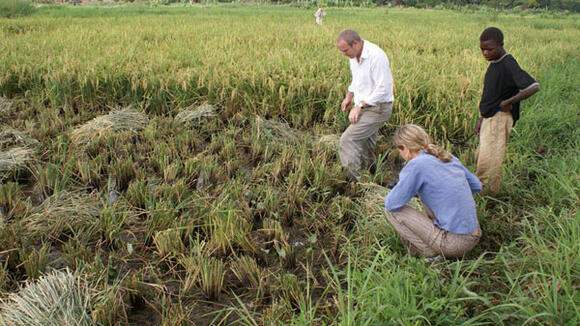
[475,27,540,196]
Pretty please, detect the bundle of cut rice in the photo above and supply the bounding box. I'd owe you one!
[0,147,34,180]
[317,134,340,151]
[0,127,38,149]
[71,107,149,144]
[255,116,311,144]
[358,182,421,219]
[0,269,94,326]
[173,103,217,125]
[21,191,101,239]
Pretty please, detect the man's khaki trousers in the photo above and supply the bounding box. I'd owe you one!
[476,111,513,196]
[339,103,392,181]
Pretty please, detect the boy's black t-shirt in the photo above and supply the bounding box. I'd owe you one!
[479,54,536,124]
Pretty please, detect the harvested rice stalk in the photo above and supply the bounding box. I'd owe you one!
[0,269,94,326]
[174,103,217,125]
[317,134,340,151]
[0,147,34,180]
[21,191,101,240]
[71,107,148,144]
[358,182,421,219]
[0,127,39,150]
[255,116,314,144]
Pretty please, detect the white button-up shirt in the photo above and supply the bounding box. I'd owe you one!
[347,40,394,106]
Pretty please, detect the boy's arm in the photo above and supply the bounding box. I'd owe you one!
[500,82,540,112]
[474,116,483,135]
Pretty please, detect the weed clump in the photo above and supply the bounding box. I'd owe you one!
[71,108,149,144]
[0,269,93,326]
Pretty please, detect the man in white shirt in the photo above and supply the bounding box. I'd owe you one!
[336,29,394,181]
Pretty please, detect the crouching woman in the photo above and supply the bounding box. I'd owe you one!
[385,124,482,259]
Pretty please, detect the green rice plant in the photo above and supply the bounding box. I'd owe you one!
[163,160,183,184]
[261,218,286,244]
[153,227,186,258]
[18,242,51,280]
[157,294,189,326]
[125,179,150,209]
[99,204,130,247]
[70,107,149,145]
[0,182,28,220]
[0,260,9,291]
[21,191,101,242]
[90,272,130,326]
[230,255,262,289]
[0,269,93,326]
[0,97,12,113]
[109,157,136,192]
[206,209,253,257]
[274,240,296,269]
[145,202,178,242]
[278,273,307,312]
[74,159,104,190]
[198,256,226,301]
[0,147,34,180]
[32,163,74,198]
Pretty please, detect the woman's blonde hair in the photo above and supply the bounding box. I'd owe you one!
[393,124,453,163]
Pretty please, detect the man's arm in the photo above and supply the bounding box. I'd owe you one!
[500,83,540,112]
[341,91,354,112]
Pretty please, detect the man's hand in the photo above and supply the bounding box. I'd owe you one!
[349,105,362,124]
[341,97,353,112]
[499,100,513,112]
[474,117,483,136]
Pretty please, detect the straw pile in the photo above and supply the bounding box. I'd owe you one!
[0,127,39,149]
[358,182,421,219]
[174,103,217,125]
[0,148,34,180]
[317,134,340,151]
[21,191,101,239]
[0,269,94,326]
[71,107,149,144]
[255,116,313,144]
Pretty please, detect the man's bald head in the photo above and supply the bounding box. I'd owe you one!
[337,29,361,46]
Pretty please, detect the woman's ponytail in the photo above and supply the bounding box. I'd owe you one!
[425,143,453,163]
[394,124,454,163]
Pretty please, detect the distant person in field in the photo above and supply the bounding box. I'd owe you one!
[385,124,482,259]
[475,27,540,196]
[314,8,326,25]
[336,29,394,182]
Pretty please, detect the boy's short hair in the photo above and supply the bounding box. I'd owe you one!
[480,27,504,45]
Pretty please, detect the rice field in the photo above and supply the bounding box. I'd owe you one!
[0,4,579,325]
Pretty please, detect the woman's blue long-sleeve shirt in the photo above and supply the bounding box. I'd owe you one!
[384,152,482,234]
